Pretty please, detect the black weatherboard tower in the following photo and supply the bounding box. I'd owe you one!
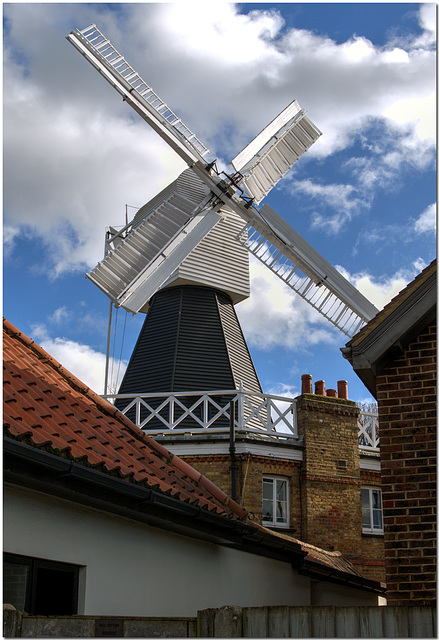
[67,25,378,428]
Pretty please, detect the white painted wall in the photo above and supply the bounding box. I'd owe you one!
[311,581,379,606]
[4,485,311,616]
[4,484,379,616]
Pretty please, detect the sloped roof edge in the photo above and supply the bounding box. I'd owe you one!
[341,261,436,396]
[3,317,384,594]
[3,317,246,520]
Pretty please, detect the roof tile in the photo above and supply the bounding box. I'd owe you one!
[3,318,247,520]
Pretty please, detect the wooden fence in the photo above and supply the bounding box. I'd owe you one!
[198,605,436,638]
[4,605,436,638]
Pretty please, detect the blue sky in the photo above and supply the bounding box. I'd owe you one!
[3,2,436,404]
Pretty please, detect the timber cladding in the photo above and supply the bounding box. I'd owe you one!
[376,321,436,606]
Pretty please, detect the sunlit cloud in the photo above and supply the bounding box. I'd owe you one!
[3,2,436,275]
[414,203,436,234]
[31,324,126,395]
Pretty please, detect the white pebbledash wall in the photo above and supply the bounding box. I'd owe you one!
[4,485,377,616]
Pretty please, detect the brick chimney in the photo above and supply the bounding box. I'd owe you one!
[296,374,362,566]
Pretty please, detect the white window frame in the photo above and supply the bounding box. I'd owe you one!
[262,475,289,529]
[361,486,383,534]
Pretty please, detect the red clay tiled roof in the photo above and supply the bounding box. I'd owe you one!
[3,318,247,520]
[346,259,436,347]
[251,523,369,582]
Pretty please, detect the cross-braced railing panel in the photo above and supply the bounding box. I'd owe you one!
[105,390,379,449]
[107,389,299,438]
[358,410,380,450]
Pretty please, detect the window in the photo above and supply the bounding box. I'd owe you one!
[3,553,80,615]
[262,476,289,528]
[361,487,383,534]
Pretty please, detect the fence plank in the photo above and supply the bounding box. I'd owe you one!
[242,608,268,638]
[213,606,242,638]
[268,606,289,637]
[408,606,434,638]
[197,609,215,638]
[382,606,409,638]
[359,607,384,638]
[289,607,312,638]
[312,606,336,637]
[335,607,359,637]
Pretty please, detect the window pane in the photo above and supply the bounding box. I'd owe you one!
[373,508,382,530]
[276,500,287,523]
[3,562,28,611]
[262,499,273,522]
[372,490,382,509]
[276,480,287,501]
[263,479,273,500]
[361,488,371,528]
[372,491,382,529]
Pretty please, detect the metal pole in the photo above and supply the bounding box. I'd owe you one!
[104,300,113,396]
[229,399,238,501]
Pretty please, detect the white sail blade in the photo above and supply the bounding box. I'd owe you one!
[67,25,209,167]
[231,101,322,204]
[118,208,222,313]
[88,206,222,314]
[238,204,378,337]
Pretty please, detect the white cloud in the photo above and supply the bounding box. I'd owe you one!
[31,325,126,395]
[337,259,428,310]
[415,203,437,234]
[3,2,436,275]
[49,306,69,324]
[236,258,338,350]
[238,255,430,355]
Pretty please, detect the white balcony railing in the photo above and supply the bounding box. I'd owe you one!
[358,409,380,451]
[102,388,298,439]
[103,389,379,450]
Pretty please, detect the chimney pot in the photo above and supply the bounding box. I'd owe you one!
[327,389,338,398]
[301,374,312,394]
[315,380,325,396]
[337,380,348,400]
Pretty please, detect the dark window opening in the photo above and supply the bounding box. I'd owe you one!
[3,553,80,615]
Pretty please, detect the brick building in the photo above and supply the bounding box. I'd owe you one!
[342,259,436,605]
[155,375,385,585]
[4,319,385,616]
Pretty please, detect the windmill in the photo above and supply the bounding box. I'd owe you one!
[67,25,378,421]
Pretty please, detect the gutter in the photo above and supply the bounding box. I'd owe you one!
[3,437,304,565]
[299,561,386,595]
[4,437,385,594]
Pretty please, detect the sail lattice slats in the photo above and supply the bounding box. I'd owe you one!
[242,228,364,337]
[87,175,219,314]
[132,170,210,229]
[231,101,321,204]
[67,25,209,163]
[239,204,378,337]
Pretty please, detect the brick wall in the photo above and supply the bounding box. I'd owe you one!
[296,391,363,566]
[179,454,301,533]
[376,321,436,605]
[359,468,386,582]
[178,376,386,585]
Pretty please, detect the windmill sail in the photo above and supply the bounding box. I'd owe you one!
[67,25,209,167]
[69,24,378,338]
[231,101,322,205]
[87,171,223,314]
[239,204,379,336]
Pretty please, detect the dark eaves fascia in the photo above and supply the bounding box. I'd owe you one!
[3,437,305,566]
